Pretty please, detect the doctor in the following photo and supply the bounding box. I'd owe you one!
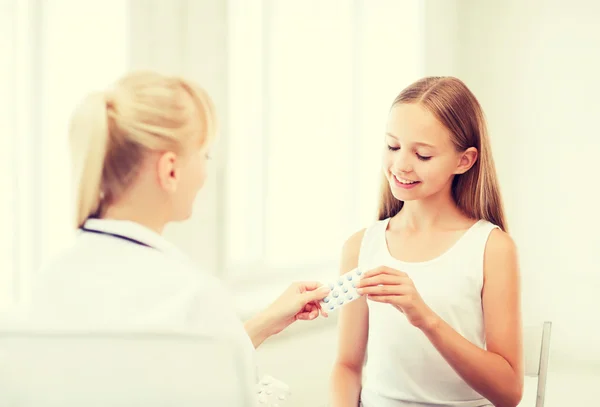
[26,71,331,372]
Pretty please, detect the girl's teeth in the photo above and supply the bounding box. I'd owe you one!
[395,175,416,184]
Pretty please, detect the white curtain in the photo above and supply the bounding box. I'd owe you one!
[0,0,128,311]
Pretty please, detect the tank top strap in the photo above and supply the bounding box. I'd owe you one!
[357,218,390,270]
[464,219,500,252]
[452,219,500,274]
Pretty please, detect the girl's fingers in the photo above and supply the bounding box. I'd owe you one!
[357,285,403,296]
[362,266,407,279]
[356,274,405,288]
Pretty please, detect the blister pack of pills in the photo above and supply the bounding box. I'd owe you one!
[256,375,291,406]
[319,267,364,313]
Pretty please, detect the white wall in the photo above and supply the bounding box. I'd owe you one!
[422,0,459,77]
[448,0,600,364]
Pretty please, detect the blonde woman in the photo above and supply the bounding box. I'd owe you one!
[329,77,523,407]
[27,71,330,381]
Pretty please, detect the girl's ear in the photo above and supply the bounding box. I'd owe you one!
[455,147,478,174]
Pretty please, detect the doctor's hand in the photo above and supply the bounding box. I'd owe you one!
[244,282,330,348]
[355,266,440,332]
[268,281,331,327]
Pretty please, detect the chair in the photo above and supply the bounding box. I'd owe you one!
[523,321,552,407]
[0,324,257,407]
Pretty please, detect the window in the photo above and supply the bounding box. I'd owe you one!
[0,0,129,311]
[225,0,424,281]
[0,0,38,312]
[0,0,17,311]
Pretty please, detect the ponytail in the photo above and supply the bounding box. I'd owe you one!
[67,71,219,230]
[68,93,110,228]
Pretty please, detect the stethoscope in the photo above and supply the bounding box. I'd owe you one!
[80,226,156,250]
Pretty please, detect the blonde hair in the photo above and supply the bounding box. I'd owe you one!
[69,71,217,228]
[377,76,508,231]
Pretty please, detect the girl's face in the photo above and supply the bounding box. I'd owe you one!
[383,103,477,203]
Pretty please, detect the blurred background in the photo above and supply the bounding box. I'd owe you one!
[1,0,598,406]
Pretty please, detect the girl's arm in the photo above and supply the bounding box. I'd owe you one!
[329,229,369,407]
[421,229,524,407]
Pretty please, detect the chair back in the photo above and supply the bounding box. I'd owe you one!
[523,321,552,407]
[0,325,257,407]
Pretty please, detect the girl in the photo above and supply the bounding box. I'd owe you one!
[25,71,330,387]
[329,77,523,407]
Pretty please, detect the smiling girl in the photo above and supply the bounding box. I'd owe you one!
[329,77,523,407]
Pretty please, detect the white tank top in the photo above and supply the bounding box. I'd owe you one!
[359,218,498,407]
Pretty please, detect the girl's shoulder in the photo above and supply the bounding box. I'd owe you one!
[340,218,391,270]
[484,225,516,257]
[342,218,389,251]
[341,228,367,265]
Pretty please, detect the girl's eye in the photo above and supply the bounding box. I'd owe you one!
[387,144,432,160]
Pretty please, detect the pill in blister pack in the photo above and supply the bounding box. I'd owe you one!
[319,268,363,312]
[256,375,291,406]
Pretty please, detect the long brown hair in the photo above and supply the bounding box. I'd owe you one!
[377,76,507,231]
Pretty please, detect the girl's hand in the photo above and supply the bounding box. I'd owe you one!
[356,266,440,331]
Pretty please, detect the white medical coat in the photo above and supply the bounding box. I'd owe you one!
[19,218,257,398]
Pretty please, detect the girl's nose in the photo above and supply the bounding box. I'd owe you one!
[391,152,414,174]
